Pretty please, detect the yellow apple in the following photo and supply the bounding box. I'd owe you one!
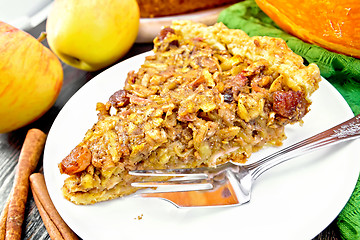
[46,0,140,72]
[0,21,63,133]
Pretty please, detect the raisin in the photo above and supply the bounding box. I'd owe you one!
[158,27,175,41]
[223,92,234,103]
[109,90,130,108]
[59,146,91,175]
[272,90,307,119]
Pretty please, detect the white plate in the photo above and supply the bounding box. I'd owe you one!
[136,6,228,43]
[44,51,360,240]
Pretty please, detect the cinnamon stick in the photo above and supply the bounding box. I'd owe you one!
[5,129,46,240]
[30,173,78,240]
[0,192,11,240]
[32,192,63,240]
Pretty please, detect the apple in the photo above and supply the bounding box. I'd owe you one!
[0,21,63,133]
[46,0,140,72]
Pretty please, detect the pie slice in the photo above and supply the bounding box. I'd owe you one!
[59,20,321,205]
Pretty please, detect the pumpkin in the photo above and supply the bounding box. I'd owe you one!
[255,0,360,58]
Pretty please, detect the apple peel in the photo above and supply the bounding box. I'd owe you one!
[0,21,63,133]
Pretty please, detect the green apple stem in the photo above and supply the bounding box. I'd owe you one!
[37,32,47,42]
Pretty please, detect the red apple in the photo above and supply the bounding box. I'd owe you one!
[0,21,63,133]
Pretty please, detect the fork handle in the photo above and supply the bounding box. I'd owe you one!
[249,114,360,180]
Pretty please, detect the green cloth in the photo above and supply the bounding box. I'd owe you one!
[217,1,360,239]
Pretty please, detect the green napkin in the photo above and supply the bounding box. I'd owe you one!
[217,1,360,239]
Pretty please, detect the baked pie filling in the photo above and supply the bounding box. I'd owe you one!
[59,21,321,204]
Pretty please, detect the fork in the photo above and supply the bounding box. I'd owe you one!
[129,114,360,207]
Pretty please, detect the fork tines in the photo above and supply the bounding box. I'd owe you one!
[129,167,213,191]
[129,167,209,178]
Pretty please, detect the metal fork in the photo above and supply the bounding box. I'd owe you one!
[129,114,360,207]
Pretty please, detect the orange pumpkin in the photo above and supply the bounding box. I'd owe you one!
[255,0,360,58]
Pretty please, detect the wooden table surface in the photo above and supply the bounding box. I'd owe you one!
[0,20,342,239]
